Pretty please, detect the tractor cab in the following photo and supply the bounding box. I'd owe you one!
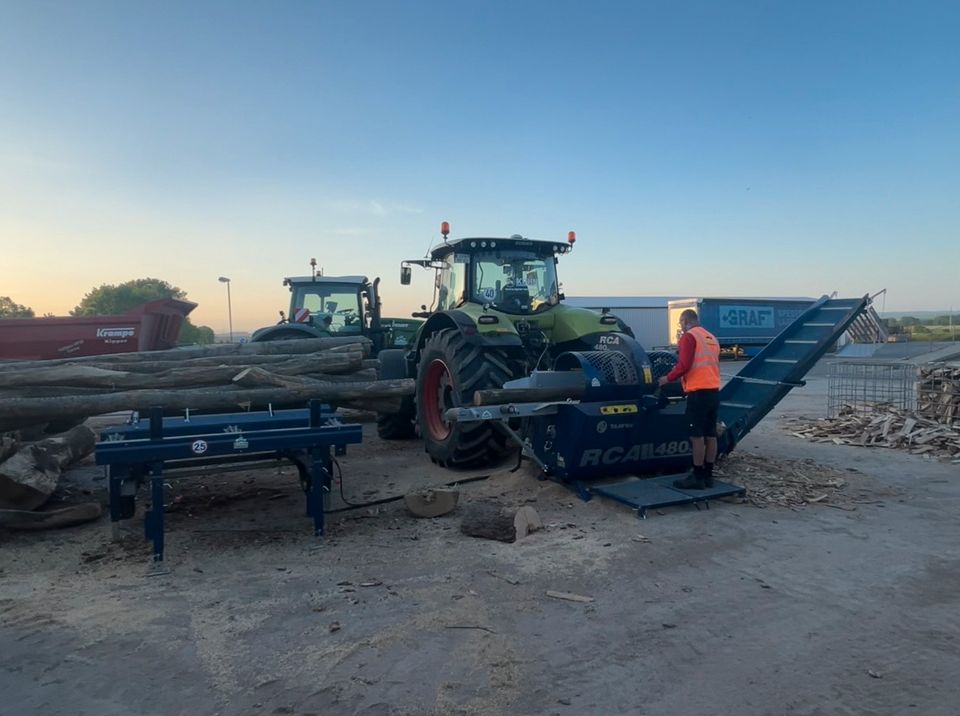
[401,227,575,317]
[251,260,385,350]
[283,275,370,337]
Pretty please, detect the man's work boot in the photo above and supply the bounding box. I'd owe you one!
[673,466,706,490]
[704,462,715,488]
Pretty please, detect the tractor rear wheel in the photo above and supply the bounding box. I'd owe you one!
[375,349,417,439]
[416,328,512,467]
[376,396,416,439]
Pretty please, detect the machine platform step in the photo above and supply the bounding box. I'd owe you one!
[589,474,746,518]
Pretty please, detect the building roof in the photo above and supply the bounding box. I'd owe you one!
[565,296,679,309]
[668,296,818,304]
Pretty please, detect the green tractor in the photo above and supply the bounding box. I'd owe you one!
[376,223,634,467]
[251,259,422,353]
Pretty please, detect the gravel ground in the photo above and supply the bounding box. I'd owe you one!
[1,360,958,715]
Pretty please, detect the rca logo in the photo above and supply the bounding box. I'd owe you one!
[597,334,620,346]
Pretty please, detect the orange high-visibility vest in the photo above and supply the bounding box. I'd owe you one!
[682,326,721,392]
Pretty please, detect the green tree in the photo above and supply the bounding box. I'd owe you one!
[0,296,35,318]
[899,316,921,328]
[72,278,215,345]
[179,322,216,345]
[71,278,186,316]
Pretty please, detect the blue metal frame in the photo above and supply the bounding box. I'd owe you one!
[95,400,362,561]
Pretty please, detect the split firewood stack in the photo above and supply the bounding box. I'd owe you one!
[917,364,960,427]
[785,404,960,463]
[0,336,413,434]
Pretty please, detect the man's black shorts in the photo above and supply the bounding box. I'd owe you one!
[685,388,719,438]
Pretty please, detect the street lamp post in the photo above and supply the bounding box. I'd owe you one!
[218,276,233,343]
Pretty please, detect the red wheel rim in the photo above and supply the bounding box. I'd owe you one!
[423,358,454,441]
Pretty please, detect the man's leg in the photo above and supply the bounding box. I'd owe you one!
[703,437,718,487]
[674,392,707,489]
[691,436,706,467]
[705,437,718,463]
[702,389,720,487]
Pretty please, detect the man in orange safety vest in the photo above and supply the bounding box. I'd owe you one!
[658,309,721,489]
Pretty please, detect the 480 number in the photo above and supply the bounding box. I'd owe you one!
[653,440,690,456]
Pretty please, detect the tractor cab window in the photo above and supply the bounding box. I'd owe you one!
[438,253,467,310]
[472,251,559,314]
[293,286,364,334]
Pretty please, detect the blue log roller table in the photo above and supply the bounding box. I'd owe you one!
[95,400,362,561]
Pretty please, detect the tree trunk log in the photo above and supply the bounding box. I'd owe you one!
[0,434,18,463]
[70,353,379,373]
[0,337,371,370]
[0,380,415,431]
[0,425,96,510]
[0,353,366,388]
[231,366,376,390]
[473,386,585,406]
[337,398,403,414]
[0,386,114,400]
[231,367,386,411]
[0,502,102,530]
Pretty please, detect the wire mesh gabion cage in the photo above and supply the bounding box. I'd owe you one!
[826,361,918,418]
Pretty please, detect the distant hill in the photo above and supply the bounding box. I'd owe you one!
[879,310,958,319]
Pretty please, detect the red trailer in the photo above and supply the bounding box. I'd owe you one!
[0,298,197,361]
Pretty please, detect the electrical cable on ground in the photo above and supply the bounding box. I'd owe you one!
[323,456,491,514]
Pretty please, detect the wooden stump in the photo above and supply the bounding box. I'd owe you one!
[460,503,543,543]
[0,425,96,511]
[405,488,460,518]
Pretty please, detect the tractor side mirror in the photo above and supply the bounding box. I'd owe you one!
[400,266,412,285]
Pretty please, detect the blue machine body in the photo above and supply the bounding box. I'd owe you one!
[515,295,871,486]
[532,399,694,481]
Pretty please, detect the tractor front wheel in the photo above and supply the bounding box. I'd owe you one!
[416,329,512,467]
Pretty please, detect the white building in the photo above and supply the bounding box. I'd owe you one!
[565,296,679,349]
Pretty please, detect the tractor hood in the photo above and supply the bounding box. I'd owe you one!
[456,302,624,344]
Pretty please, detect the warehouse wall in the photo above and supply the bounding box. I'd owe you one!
[565,298,671,349]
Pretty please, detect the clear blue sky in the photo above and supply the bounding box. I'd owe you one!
[1,0,957,330]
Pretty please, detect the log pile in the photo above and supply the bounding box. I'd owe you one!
[917,365,960,426]
[0,336,415,527]
[784,405,960,463]
[0,336,414,433]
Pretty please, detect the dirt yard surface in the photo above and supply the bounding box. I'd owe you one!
[2,361,958,715]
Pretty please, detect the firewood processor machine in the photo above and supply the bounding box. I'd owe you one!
[445,294,872,516]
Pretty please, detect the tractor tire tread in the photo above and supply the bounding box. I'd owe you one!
[417,328,513,467]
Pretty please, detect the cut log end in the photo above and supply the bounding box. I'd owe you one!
[460,502,542,543]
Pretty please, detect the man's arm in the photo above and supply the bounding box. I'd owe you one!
[662,332,695,384]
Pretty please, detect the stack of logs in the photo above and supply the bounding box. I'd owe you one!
[917,364,960,427]
[0,337,414,520]
[0,336,413,434]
